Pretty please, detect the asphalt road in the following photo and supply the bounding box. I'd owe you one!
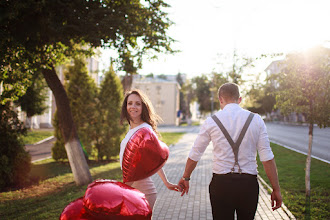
[25,137,55,162]
[25,123,330,164]
[265,122,330,163]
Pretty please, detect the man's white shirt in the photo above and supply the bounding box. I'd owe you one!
[189,103,274,175]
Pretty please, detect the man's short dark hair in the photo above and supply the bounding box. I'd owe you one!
[218,83,240,101]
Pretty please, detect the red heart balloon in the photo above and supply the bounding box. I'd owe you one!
[60,197,91,220]
[83,179,152,219]
[122,127,169,183]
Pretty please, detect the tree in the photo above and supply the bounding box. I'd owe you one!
[65,57,98,156]
[158,74,168,80]
[0,103,30,190]
[176,73,186,118]
[245,78,277,116]
[216,50,254,85]
[180,79,195,119]
[190,73,227,115]
[260,81,277,116]
[94,65,125,161]
[51,110,67,161]
[1,0,174,185]
[16,72,48,129]
[210,72,227,113]
[274,46,330,216]
[191,75,212,115]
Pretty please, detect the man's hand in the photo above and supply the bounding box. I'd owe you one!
[178,158,198,196]
[178,178,189,196]
[271,189,282,211]
[262,158,282,211]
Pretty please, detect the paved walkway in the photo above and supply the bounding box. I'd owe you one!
[152,126,296,220]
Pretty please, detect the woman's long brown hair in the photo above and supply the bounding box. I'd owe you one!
[120,89,162,136]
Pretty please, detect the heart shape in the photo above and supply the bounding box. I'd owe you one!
[83,179,152,219]
[60,197,91,220]
[122,127,169,183]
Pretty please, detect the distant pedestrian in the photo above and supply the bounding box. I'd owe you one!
[178,83,282,220]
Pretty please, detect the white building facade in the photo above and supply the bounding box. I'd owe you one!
[132,76,180,126]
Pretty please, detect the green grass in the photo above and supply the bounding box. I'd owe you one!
[0,158,122,220]
[257,143,330,220]
[4,132,328,219]
[179,121,201,126]
[0,131,185,219]
[22,130,54,145]
[160,132,185,146]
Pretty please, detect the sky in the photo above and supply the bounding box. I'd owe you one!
[100,0,330,79]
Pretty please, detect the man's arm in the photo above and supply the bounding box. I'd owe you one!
[262,158,282,211]
[178,158,198,196]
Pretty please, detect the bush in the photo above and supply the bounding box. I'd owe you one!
[0,103,31,190]
[93,65,125,160]
[51,111,67,161]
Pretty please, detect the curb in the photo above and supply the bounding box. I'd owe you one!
[32,156,52,163]
[270,139,330,164]
[33,136,55,145]
[257,176,296,219]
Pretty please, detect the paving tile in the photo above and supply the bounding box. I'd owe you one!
[151,127,296,219]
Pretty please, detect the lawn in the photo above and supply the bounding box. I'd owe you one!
[257,142,330,220]
[1,132,329,219]
[22,130,54,145]
[160,132,185,146]
[0,132,185,220]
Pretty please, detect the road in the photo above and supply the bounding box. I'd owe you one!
[26,123,330,164]
[25,137,55,162]
[265,122,330,163]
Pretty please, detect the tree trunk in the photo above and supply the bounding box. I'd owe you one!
[121,73,132,92]
[42,67,92,185]
[305,122,313,197]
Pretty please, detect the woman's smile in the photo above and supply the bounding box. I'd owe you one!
[127,94,143,122]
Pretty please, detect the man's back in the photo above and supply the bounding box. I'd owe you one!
[190,103,274,175]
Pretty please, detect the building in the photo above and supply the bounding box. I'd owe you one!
[132,75,180,126]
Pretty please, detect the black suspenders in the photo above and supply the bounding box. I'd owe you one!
[211,113,254,174]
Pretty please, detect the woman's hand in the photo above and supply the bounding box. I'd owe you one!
[165,182,183,192]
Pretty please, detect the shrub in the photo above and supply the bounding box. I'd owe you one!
[0,103,31,190]
[51,110,67,161]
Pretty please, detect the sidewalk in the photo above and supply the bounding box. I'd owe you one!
[152,126,296,220]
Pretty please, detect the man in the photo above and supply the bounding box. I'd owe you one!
[178,83,282,220]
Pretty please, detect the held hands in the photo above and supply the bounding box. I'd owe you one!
[165,181,183,192]
[178,177,190,196]
[271,190,282,211]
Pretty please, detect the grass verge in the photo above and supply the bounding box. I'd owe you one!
[22,130,54,145]
[160,132,185,146]
[0,132,184,219]
[257,142,330,220]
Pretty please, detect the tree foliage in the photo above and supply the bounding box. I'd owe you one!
[16,72,48,118]
[188,73,227,115]
[0,103,30,190]
[275,46,330,204]
[51,110,67,161]
[1,0,174,185]
[275,46,330,128]
[191,75,211,115]
[64,57,98,156]
[94,65,125,160]
[245,79,277,115]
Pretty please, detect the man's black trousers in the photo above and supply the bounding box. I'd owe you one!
[209,173,259,220]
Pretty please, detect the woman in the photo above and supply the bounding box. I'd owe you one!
[119,89,181,210]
